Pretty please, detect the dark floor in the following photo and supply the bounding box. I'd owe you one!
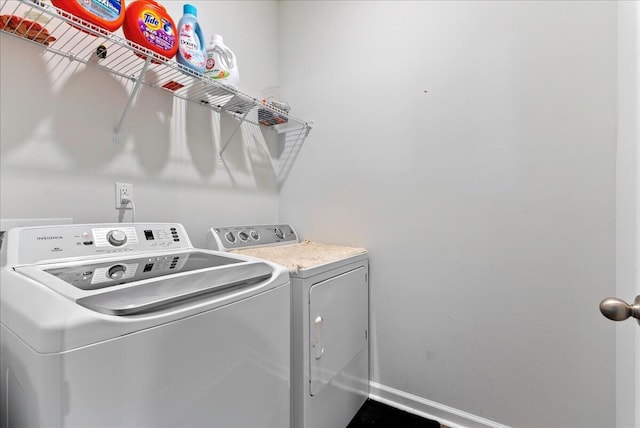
[347,399,442,428]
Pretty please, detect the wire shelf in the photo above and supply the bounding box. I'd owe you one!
[0,0,312,151]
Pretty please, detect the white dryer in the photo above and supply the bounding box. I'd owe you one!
[207,224,369,428]
[0,223,291,428]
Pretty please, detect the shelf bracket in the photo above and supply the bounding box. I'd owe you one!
[113,55,152,144]
[218,109,251,159]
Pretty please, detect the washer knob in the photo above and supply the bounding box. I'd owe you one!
[238,231,249,242]
[107,230,127,247]
[108,264,126,280]
[225,231,236,243]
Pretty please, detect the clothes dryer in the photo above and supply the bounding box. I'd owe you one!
[1,223,291,428]
[207,224,369,428]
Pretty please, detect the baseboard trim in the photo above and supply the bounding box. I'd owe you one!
[369,382,511,428]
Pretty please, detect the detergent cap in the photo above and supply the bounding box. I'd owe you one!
[183,4,197,16]
[211,34,224,44]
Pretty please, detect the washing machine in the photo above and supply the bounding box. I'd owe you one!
[207,224,369,428]
[0,222,291,428]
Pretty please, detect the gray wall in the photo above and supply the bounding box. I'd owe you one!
[278,1,617,427]
[0,1,281,248]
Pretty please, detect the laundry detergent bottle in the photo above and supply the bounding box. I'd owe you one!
[122,0,177,63]
[51,0,125,34]
[176,4,206,75]
[205,34,240,89]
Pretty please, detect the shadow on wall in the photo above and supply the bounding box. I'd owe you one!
[184,92,278,192]
[0,35,54,154]
[0,34,280,192]
[184,84,219,178]
[217,117,279,192]
[51,65,130,167]
[129,69,173,176]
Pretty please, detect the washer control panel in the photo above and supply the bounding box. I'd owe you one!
[9,223,191,265]
[207,224,298,251]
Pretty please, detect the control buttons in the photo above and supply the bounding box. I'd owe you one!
[250,230,260,241]
[170,256,179,269]
[225,231,236,243]
[81,231,93,246]
[107,230,127,247]
[274,227,285,240]
[172,227,180,242]
[107,264,126,280]
[238,231,249,242]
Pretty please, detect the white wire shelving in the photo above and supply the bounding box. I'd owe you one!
[0,0,312,163]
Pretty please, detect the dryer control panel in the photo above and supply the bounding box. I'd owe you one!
[7,223,192,266]
[207,224,298,251]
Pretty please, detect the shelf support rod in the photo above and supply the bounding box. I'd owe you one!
[113,55,152,144]
[219,109,251,158]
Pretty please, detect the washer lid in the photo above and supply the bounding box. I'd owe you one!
[2,252,290,353]
[76,262,274,316]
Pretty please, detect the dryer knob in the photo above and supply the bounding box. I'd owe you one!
[274,227,285,240]
[107,230,127,247]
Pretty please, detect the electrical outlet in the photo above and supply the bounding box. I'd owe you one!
[115,183,133,208]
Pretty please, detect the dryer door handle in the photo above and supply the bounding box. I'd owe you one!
[314,316,324,360]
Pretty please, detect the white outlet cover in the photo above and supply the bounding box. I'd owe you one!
[115,183,133,208]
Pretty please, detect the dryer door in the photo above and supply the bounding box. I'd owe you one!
[309,266,368,396]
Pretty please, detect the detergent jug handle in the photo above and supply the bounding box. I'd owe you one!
[212,44,236,69]
[226,47,237,69]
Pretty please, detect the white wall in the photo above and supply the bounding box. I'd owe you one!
[0,1,281,248]
[279,1,617,427]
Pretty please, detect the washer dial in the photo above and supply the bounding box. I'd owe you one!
[108,264,126,280]
[107,230,127,247]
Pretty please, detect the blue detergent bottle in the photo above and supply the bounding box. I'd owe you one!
[176,4,206,74]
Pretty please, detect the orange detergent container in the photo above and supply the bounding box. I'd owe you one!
[122,0,178,62]
[51,0,125,34]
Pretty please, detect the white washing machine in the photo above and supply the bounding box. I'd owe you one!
[207,224,369,428]
[0,223,291,428]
